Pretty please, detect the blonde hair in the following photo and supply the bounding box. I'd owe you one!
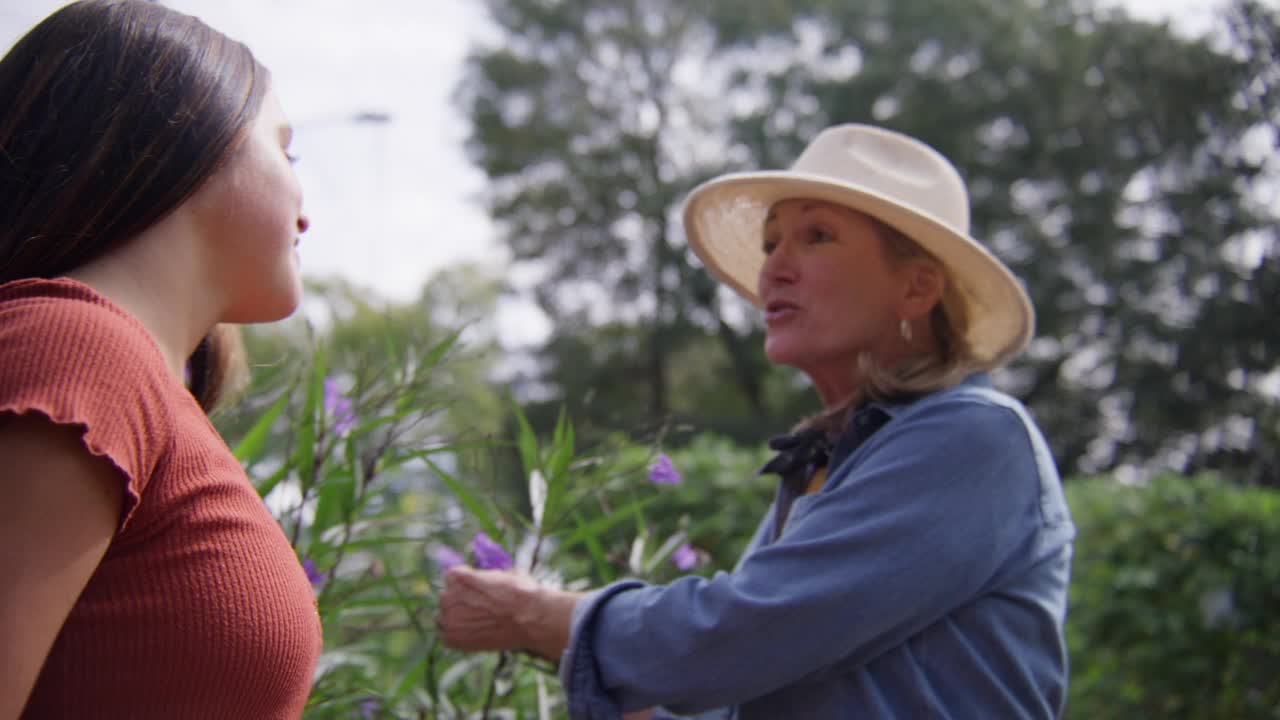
[796,219,982,438]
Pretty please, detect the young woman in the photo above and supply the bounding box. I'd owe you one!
[437,125,1075,719]
[0,2,319,717]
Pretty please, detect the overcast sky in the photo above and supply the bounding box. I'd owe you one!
[0,0,1244,343]
[1,0,495,300]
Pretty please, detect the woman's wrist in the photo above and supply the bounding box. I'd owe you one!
[517,586,583,661]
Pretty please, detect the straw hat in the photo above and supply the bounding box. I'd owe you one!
[682,124,1035,369]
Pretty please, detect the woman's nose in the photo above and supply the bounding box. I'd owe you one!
[761,240,795,279]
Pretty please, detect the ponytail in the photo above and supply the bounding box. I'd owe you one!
[186,324,248,413]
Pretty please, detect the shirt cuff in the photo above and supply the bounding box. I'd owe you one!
[559,580,646,720]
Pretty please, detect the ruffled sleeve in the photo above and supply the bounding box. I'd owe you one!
[0,279,174,529]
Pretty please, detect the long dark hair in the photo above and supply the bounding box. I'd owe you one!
[0,0,269,411]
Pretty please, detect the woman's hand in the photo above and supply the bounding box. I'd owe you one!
[437,566,583,661]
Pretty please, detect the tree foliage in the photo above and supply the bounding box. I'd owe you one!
[461,0,1280,482]
[459,0,780,432]
[719,0,1280,482]
[219,267,510,456]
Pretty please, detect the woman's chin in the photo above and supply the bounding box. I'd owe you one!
[223,286,303,324]
[764,337,805,368]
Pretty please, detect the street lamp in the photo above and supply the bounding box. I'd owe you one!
[351,111,392,125]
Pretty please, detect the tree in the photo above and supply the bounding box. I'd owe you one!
[461,0,1280,482]
[458,0,776,429]
[716,0,1279,481]
[218,266,510,461]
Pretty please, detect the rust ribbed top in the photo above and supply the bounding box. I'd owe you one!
[0,278,321,719]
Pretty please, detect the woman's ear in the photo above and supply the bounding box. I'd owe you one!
[902,261,946,317]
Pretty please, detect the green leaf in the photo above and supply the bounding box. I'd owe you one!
[543,410,575,530]
[421,329,462,370]
[254,463,290,499]
[551,405,567,450]
[546,411,575,482]
[572,511,614,583]
[233,391,291,465]
[402,441,497,463]
[390,652,431,702]
[513,399,539,478]
[560,496,657,552]
[312,471,355,536]
[349,401,445,440]
[424,457,503,541]
[293,347,327,489]
[345,435,365,491]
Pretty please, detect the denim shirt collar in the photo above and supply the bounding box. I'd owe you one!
[758,372,993,541]
[761,372,995,483]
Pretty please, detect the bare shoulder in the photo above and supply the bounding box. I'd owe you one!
[0,411,124,718]
[0,410,125,548]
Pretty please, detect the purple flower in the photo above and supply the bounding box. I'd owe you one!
[358,698,380,719]
[471,532,513,570]
[431,545,465,571]
[323,377,357,437]
[647,453,681,485]
[671,543,698,571]
[301,557,327,588]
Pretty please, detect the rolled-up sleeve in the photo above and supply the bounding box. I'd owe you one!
[561,396,1048,717]
[560,581,646,719]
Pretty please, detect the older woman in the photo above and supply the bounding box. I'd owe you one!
[438,124,1075,719]
[0,2,317,717]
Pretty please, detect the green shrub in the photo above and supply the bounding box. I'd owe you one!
[578,433,774,584]
[1065,474,1280,719]
[225,310,1279,720]
[226,328,725,717]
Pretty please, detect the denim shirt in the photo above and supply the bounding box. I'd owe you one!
[560,374,1075,719]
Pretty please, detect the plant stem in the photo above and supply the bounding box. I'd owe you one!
[425,639,440,720]
[481,651,510,720]
[290,434,327,546]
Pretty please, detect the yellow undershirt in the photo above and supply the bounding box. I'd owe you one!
[805,466,828,495]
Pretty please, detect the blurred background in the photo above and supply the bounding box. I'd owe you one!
[4,1,1278,717]
[4,0,1275,481]
[5,0,1274,483]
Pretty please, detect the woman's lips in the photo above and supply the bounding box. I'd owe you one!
[764,300,799,325]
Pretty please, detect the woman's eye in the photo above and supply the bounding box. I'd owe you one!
[285,152,300,165]
[762,238,778,254]
[808,227,832,243]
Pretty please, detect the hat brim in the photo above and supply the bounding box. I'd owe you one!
[682,171,1035,369]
